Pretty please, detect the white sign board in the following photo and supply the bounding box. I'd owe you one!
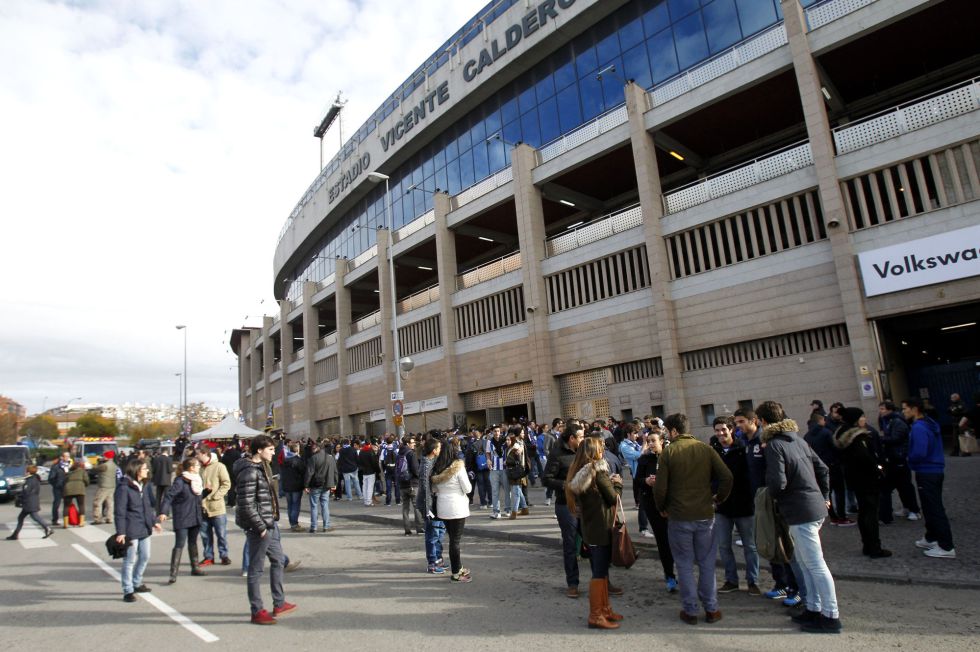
[860,380,876,399]
[422,395,448,412]
[391,392,404,401]
[369,409,386,422]
[403,401,422,415]
[857,224,980,297]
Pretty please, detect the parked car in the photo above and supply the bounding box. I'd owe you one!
[0,445,31,501]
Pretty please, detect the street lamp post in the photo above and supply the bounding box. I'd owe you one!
[176,325,187,435]
[367,171,404,438]
[175,372,183,434]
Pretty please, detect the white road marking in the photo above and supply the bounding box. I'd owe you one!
[5,521,57,548]
[69,523,111,543]
[72,543,220,643]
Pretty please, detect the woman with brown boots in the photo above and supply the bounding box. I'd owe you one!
[567,437,624,629]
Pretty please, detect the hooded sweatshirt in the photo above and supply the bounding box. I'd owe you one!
[907,416,944,474]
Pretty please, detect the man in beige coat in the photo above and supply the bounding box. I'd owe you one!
[195,445,232,565]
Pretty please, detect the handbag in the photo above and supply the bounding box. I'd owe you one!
[611,495,638,569]
[959,433,979,455]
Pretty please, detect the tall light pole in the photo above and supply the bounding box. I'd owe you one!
[367,171,404,438]
[175,372,183,435]
[176,325,187,434]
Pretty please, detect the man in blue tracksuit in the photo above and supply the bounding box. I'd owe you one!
[902,397,955,558]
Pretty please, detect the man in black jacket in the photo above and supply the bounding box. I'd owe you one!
[48,450,71,522]
[337,440,361,502]
[280,443,305,532]
[710,417,760,595]
[150,451,174,514]
[877,401,920,522]
[304,442,338,533]
[542,422,586,598]
[236,435,295,625]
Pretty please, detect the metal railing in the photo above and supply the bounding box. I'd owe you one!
[319,331,338,350]
[539,104,628,163]
[455,251,522,290]
[349,244,378,270]
[396,284,441,315]
[271,361,281,373]
[456,166,514,208]
[316,272,336,290]
[545,204,643,257]
[650,23,787,107]
[833,77,980,155]
[662,141,813,215]
[350,310,382,334]
[806,0,877,30]
[393,209,435,243]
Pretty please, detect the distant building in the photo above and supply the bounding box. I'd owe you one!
[0,395,27,430]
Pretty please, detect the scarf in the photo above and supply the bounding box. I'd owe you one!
[182,471,203,495]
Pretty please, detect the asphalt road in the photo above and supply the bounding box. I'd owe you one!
[2,490,979,652]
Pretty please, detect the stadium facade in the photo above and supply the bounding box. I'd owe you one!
[230,0,980,438]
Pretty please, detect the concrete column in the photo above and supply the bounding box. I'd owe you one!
[279,301,292,430]
[249,329,261,428]
[335,261,352,437]
[261,316,274,428]
[302,281,317,437]
[511,143,561,420]
[433,191,463,421]
[377,228,398,434]
[782,0,881,414]
[625,82,687,414]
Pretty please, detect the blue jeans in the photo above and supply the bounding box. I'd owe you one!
[201,514,228,561]
[309,488,331,530]
[285,491,302,527]
[668,518,719,615]
[384,471,400,505]
[588,543,612,579]
[424,517,445,565]
[475,469,490,506]
[555,503,579,587]
[788,519,838,618]
[714,513,759,585]
[245,524,285,615]
[510,483,527,513]
[489,469,508,515]
[916,472,954,551]
[343,472,362,500]
[120,536,151,595]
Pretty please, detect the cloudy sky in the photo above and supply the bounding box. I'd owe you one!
[0,0,486,415]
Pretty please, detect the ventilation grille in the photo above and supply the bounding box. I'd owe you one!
[454,287,526,340]
[399,316,442,357]
[546,246,651,313]
[843,139,980,230]
[462,382,533,411]
[611,358,664,383]
[314,355,339,385]
[682,325,850,372]
[349,337,382,374]
[666,190,825,279]
[558,368,611,402]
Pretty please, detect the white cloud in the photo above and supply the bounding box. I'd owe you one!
[0,0,486,413]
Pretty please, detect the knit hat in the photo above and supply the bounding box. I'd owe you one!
[104,450,115,459]
[840,407,864,427]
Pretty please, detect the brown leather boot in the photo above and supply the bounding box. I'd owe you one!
[602,579,624,621]
[509,511,518,520]
[587,579,619,629]
[519,508,529,516]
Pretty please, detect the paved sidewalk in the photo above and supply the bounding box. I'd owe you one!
[324,457,980,589]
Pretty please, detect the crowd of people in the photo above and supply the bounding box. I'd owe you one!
[6,389,976,632]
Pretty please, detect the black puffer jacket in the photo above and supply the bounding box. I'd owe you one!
[542,440,576,505]
[19,474,42,513]
[280,454,306,492]
[114,477,155,540]
[833,425,881,492]
[235,459,279,533]
[709,437,754,518]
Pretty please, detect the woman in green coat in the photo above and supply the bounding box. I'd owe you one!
[567,436,623,630]
[63,460,90,527]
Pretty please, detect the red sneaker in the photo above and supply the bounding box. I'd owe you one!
[250,609,277,625]
[199,558,214,566]
[273,602,298,617]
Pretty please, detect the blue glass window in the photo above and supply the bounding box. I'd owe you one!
[673,11,709,69]
[648,27,679,84]
[444,136,458,163]
[520,108,541,147]
[518,84,537,115]
[501,96,519,125]
[538,96,560,144]
[446,158,461,195]
[643,1,671,36]
[735,0,778,36]
[622,43,653,89]
[574,41,598,78]
[459,150,475,188]
[619,16,645,51]
[469,119,486,148]
[596,31,620,66]
[556,85,583,132]
[484,108,502,139]
[535,72,556,103]
[578,74,604,121]
[487,138,507,172]
[554,55,576,90]
[472,140,490,180]
[668,0,700,19]
[503,119,522,147]
[704,0,742,53]
[599,56,625,108]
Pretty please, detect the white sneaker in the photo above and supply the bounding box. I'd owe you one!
[640,530,655,539]
[490,513,500,520]
[923,546,956,559]
[544,499,551,506]
[242,571,248,577]
[915,538,938,549]
[893,508,908,517]
[907,512,921,521]
[735,538,743,547]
